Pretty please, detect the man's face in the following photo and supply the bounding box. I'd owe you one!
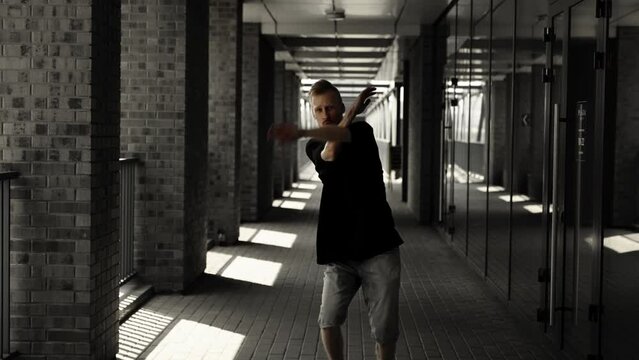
[311,91,344,127]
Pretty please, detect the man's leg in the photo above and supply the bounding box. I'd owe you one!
[318,263,360,360]
[375,342,396,360]
[360,248,401,360]
[321,326,344,360]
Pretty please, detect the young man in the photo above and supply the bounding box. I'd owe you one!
[269,80,403,360]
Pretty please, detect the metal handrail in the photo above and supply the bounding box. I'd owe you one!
[119,159,139,284]
[1,172,19,358]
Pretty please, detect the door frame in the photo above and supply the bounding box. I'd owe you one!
[543,0,611,358]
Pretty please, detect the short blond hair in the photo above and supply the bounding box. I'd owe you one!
[309,79,343,104]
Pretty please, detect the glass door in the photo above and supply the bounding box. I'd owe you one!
[600,0,639,358]
[544,1,600,357]
[442,4,459,242]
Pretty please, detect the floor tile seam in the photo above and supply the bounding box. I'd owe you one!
[398,280,433,355]
[175,288,219,320]
[401,282,448,359]
[259,279,305,354]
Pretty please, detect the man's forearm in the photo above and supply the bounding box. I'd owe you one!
[299,126,351,142]
[325,109,357,160]
[298,126,351,162]
[338,108,357,128]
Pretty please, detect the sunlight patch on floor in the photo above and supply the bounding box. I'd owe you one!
[280,200,306,210]
[288,191,312,199]
[293,182,318,190]
[450,164,484,184]
[272,199,306,210]
[116,309,174,360]
[119,294,138,311]
[604,234,639,254]
[205,251,233,275]
[499,194,530,203]
[239,226,258,242]
[477,185,505,193]
[145,319,244,360]
[251,229,297,248]
[221,256,282,286]
[523,204,543,214]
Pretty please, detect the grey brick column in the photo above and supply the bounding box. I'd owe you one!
[0,1,120,358]
[613,27,639,227]
[273,61,285,198]
[208,0,242,244]
[406,25,445,224]
[283,71,301,188]
[241,24,259,221]
[257,37,275,218]
[489,80,509,187]
[512,73,532,194]
[121,0,209,291]
[241,25,275,221]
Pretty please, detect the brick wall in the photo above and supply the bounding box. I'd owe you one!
[241,26,275,221]
[272,62,285,198]
[528,65,545,200]
[258,37,275,217]
[183,0,209,287]
[406,25,444,224]
[0,1,120,358]
[241,24,259,221]
[613,27,639,226]
[283,71,300,187]
[121,0,209,291]
[90,2,121,357]
[512,73,532,194]
[407,36,424,219]
[208,0,242,244]
[489,80,509,187]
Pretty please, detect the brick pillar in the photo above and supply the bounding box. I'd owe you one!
[241,25,275,221]
[283,71,300,188]
[241,24,259,221]
[613,27,639,227]
[121,0,209,291]
[406,25,445,224]
[273,62,285,198]
[489,80,509,187]
[0,1,120,358]
[512,73,533,194]
[529,65,546,200]
[208,0,242,244]
[258,37,275,217]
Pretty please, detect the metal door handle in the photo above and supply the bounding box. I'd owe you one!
[573,102,586,325]
[549,103,560,327]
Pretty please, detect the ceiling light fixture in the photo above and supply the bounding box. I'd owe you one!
[325,8,345,21]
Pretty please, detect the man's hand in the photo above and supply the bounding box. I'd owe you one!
[353,86,377,115]
[340,86,376,127]
[268,123,300,143]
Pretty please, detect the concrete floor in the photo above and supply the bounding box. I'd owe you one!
[116,170,565,360]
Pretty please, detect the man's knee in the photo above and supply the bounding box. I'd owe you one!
[372,326,399,345]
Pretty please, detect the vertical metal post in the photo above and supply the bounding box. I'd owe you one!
[120,163,125,283]
[1,180,10,357]
[119,159,137,284]
[549,103,561,327]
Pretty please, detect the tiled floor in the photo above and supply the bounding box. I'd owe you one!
[116,170,565,360]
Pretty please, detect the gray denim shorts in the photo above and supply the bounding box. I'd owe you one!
[318,247,401,344]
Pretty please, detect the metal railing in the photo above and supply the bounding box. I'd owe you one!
[119,159,139,284]
[1,172,19,359]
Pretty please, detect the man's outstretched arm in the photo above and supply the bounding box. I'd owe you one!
[269,123,351,143]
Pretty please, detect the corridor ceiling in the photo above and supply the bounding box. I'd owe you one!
[243,0,451,86]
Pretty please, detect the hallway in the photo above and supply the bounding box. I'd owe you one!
[116,169,563,360]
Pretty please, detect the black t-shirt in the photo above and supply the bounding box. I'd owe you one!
[306,121,403,264]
